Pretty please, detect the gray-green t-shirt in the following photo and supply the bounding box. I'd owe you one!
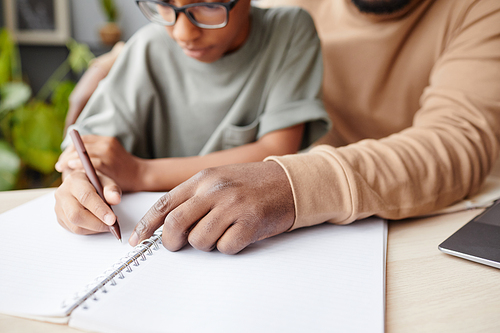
[65,6,329,158]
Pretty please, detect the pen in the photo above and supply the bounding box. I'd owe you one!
[69,129,122,242]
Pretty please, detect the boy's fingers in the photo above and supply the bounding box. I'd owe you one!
[69,171,117,227]
[54,172,114,234]
[59,196,111,233]
[101,173,122,206]
[55,136,104,172]
[55,145,79,172]
[81,134,101,144]
[67,159,83,169]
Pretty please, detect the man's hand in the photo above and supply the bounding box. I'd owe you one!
[54,170,122,235]
[129,161,295,254]
[56,135,144,192]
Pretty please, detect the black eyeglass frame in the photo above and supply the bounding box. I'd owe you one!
[136,0,241,29]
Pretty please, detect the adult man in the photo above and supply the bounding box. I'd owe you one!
[127,0,500,254]
[61,0,500,254]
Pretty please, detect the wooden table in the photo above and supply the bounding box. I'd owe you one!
[1,188,499,332]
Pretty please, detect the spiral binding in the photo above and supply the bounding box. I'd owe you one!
[61,229,163,315]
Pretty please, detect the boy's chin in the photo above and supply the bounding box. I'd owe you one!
[183,47,220,63]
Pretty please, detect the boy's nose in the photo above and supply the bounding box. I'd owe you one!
[171,13,202,43]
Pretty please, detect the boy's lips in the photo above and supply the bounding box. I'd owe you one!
[182,46,212,59]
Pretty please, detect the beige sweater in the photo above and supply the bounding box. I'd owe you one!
[260,0,500,229]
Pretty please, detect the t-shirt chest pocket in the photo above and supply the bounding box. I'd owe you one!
[221,117,260,150]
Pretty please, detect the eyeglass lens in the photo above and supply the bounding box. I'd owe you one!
[140,2,228,27]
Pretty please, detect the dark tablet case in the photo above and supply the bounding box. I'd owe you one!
[438,200,500,269]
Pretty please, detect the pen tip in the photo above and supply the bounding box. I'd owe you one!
[109,225,122,242]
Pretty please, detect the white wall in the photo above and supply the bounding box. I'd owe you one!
[70,0,149,47]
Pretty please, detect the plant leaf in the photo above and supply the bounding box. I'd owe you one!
[51,80,76,117]
[100,0,118,22]
[67,39,95,74]
[11,101,64,174]
[0,82,32,116]
[0,29,13,85]
[0,139,21,190]
[0,28,22,84]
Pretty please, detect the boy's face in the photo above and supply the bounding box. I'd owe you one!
[164,0,251,63]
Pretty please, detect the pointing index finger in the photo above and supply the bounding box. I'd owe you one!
[129,182,194,246]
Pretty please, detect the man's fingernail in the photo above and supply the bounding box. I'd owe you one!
[104,213,115,226]
[55,162,61,171]
[129,232,139,247]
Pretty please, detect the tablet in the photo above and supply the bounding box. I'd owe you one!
[438,200,500,269]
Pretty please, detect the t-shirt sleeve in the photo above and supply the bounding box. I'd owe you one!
[258,9,330,150]
[62,26,160,158]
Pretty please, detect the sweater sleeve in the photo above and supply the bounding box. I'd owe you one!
[266,0,500,230]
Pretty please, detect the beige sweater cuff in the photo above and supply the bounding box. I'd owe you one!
[265,145,355,230]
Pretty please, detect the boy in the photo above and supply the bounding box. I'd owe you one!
[55,0,329,235]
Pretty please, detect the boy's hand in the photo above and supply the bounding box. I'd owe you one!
[129,161,295,254]
[56,135,144,192]
[54,170,122,235]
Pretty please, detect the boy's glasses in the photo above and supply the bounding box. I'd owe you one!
[136,0,241,29]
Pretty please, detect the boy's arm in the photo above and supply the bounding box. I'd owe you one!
[141,124,304,191]
[54,124,303,236]
[56,124,304,192]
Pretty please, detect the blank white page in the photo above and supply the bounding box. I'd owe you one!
[0,191,164,321]
[70,217,387,333]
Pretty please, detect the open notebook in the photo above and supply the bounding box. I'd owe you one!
[0,191,387,333]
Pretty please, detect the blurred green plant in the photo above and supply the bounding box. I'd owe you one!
[99,0,119,22]
[0,29,94,190]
